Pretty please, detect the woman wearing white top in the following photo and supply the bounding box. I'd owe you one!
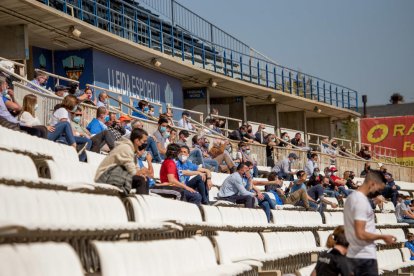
[18,94,48,138]
[47,95,78,149]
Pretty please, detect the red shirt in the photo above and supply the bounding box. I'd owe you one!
[330,175,344,187]
[160,159,179,183]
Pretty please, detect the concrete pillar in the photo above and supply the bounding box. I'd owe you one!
[242,96,247,123]
[275,103,280,136]
[303,111,308,146]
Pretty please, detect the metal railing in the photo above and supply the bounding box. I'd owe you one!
[0,57,26,77]
[38,0,359,111]
[35,68,79,86]
[210,114,242,136]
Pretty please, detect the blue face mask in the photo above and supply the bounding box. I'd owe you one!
[143,106,149,112]
[249,169,254,175]
[104,115,110,122]
[139,151,148,161]
[163,132,170,139]
[125,123,132,131]
[204,143,210,148]
[2,89,8,97]
[73,116,81,124]
[159,126,167,133]
[405,200,411,206]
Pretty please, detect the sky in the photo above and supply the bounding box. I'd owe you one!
[176,0,414,106]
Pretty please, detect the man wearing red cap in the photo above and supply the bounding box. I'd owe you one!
[329,166,352,197]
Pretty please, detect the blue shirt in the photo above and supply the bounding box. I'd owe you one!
[137,157,156,188]
[405,241,414,260]
[290,181,307,194]
[132,107,148,119]
[87,118,107,135]
[218,172,255,197]
[176,160,198,184]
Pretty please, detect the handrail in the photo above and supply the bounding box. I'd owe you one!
[37,0,359,111]
[35,68,79,85]
[0,65,55,97]
[168,105,204,125]
[129,95,163,111]
[0,56,25,68]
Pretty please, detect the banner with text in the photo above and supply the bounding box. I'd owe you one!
[361,116,414,167]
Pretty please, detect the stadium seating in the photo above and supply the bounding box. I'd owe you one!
[93,237,256,276]
[0,242,84,276]
[377,248,414,274]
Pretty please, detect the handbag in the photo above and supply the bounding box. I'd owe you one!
[96,165,132,194]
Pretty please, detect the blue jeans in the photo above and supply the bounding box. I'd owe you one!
[183,189,202,205]
[325,188,340,198]
[277,171,293,181]
[189,148,219,172]
[74,136,92,162]
[259,193,276,222]
[338,186,352,197]
[398,218,414,224]
[146,136,162,163]
[186,175,209,205]
[47,121,76,145]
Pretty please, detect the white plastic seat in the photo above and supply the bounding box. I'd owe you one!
[378,248,414,273]
[211,172,230,187]
[317,230,333,247]
[296,263,316,276]
[0,125,78,162]
[379,228,406,243]
[93,237,253,276]
[0,184,165,233]
[376,213,400,225]
[86,150,106,166]
[0,242,84,276]
[324,212,344,226]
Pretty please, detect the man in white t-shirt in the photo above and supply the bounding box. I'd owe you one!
[344,170,396,276]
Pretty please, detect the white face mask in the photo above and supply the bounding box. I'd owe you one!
[178,154,188,163]
[34,104,39,111]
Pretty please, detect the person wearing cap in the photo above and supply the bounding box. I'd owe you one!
[54,85,69,98]
[272,152,298,181]
[177,110,194,131]
[119,115,132,136]
[329,166,352,197]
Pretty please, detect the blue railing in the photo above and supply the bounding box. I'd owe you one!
[38,0,359,111]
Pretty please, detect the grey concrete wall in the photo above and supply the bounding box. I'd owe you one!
[306,117,332,137]
[279,111,305,131]
[0,25,28,60]
[246,104,277,126]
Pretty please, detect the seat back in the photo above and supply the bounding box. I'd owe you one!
[380,228,406,242]
[0,150,39,182]
[376,213,398,225]
[211,172,229,187]
[401,247,412,262]
[200,205,223,225]
[93,237,219,276]
[317,230,333,247]
[271,210,303,226]
[0,184,128,229]
[0,242,84,276]
[213,231,265,264]
[130,195,203,224]
[324,212,344,226]
[86,151,106,166]
[46,160,96,184]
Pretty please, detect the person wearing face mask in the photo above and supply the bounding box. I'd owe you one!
[152,117,171,158]
[404,233,414,260]
[308,168,323,186]
[132,100,149,119]
[278,132,292,148]
[128,119,162,163]
[228,125,248,141]
[18,94,48,138]
[304,153,319,177]
[175,145,212,205]
[189,135,219,172]
[217,162,256,208]
[158,143,201,204]
[96,128,149,195]
[344,170,396,276]
[254,124,266,143]
[135,144,156,189]
[272,152,298,181]
[307,174,338,212]
[290,132,302,147]
[96,92,108,108]
[395,194,414,224]
[235,142,258,177]
[329,167,352,197]
[148,105,155,117]
[87,106,110,135]
[344,171,358,190]
[177,111,194,131]
[70,106,115,153]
